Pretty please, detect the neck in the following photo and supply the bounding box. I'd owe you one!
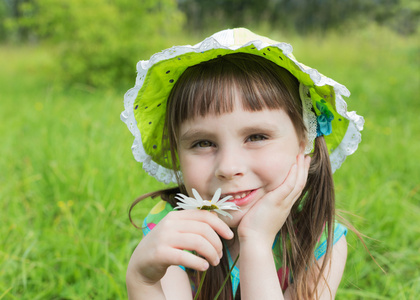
[225,228,240,268]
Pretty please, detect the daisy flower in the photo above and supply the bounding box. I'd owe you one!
[175,188,240,219]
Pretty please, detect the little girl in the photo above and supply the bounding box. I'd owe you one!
[121,28,364,299]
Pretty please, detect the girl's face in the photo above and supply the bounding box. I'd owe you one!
[177,95,305,228]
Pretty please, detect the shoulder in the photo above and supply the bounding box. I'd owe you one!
[142,200,175,236]
[314,235,347,299]
[284,236,347,299]
[310,222,348,299]
[315,222,348,260]
[271,222,347,267]
[323,235,347,274]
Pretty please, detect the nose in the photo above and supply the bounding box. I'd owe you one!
[215,146,245,180]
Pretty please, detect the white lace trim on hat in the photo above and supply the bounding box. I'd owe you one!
[299,84,317,155]
[330,98,364,173]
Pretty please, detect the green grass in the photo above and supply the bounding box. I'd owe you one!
[1,26,419,299]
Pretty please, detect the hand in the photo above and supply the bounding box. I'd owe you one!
[127,210,233,285]
[237,154,311,246]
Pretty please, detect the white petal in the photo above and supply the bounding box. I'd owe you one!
[202,200,213,208]
[175,203,199,210]
[192,189,204,204]
[221,205,240,211]
[221,201,239,208]
[215,209,233,219]
[217,195,233,205]
[175,195,197,206]
[175,193,190,201]
[211,188,222,204]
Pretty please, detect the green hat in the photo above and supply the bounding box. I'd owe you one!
[121,28,364,184]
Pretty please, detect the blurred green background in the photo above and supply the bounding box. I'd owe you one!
[1,0,419,299]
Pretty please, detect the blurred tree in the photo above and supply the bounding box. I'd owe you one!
[0,1,6,41]
[1,0,35,41]
[374,0,420,34]
[177,0,419,35]
[7,0,184,87]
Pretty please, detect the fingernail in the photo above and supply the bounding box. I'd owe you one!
[214,257,220,265]
[203,261,209,270]
[228,230,234,239]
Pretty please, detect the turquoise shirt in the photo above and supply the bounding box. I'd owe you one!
[142,200,347,297]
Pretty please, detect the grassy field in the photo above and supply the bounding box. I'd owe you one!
[1,26,419,299]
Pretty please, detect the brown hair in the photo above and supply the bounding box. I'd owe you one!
[130,53,336,299]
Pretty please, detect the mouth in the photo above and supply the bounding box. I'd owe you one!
[222,189,257,206]
[223,190,252,200]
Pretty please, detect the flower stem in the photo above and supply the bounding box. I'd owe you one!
[193,269,207,300]
[213,254,240,300]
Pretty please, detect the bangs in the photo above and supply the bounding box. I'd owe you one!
[166,53,304,150]
[169,53,301,122]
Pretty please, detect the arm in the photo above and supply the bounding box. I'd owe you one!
[240,238,284,299]
[126,210,233,299]
[238,154,311,299]
[239,235,347,300]
[126,268,165,300]
[160,266,193,299]
[127,265,193,300]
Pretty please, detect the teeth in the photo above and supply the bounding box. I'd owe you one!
[228,191,251,200]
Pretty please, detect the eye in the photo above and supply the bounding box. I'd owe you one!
[192,140,214,148]
[247,134,268,142]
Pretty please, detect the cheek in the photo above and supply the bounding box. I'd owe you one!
[179,154,212,191]
[255,149,298,186]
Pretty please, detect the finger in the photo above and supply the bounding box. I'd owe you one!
[159,247,210,272]
[287,154,311,200]
[306,155,312,170]
[292,154,309,195]
[265,155,308,208]
[168,233,221,266]
[169,210,234,240]
[175,221,224,257]
[154,214,225,258]
[268,162,299,205]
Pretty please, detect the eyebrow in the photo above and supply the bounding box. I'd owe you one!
[179,122,281,144]
[179,129,217,144]
[238,124,280,136]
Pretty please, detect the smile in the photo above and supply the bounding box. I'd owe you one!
[226,190,252,199]
[223,189,257,206]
